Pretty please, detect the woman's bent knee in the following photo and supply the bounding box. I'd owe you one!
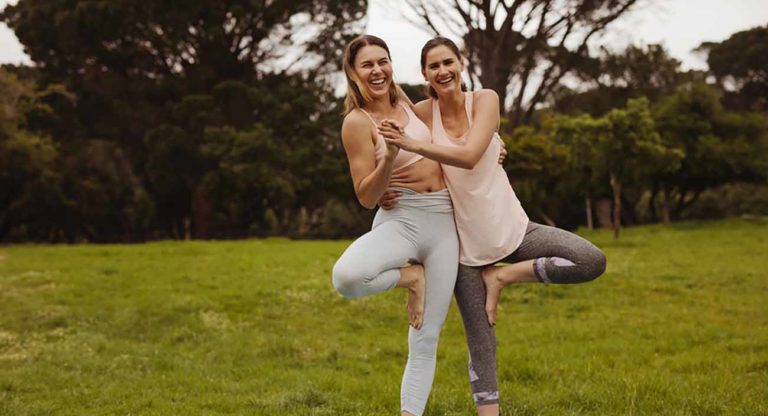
[332,260,364,298]
[585,248,607,281]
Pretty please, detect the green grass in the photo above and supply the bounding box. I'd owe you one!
[1,218,767,415]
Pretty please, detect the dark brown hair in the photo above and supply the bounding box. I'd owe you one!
[420,37,468,98]
[342,34,403,114]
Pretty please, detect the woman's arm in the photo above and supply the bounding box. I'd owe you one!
[379,90,499,169]
[341,111,399,209]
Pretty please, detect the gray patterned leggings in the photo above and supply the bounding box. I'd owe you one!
[454,221,606,406]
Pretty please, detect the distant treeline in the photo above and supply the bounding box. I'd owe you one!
[0,1,766,242]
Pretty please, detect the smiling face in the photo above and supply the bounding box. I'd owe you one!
[353,45,393,100]
[342,35,400,113]
[423,45,464,98]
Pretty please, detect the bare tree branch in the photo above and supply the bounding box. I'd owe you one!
[403,0,642,129]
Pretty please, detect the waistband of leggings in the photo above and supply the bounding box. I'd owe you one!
[388,187,453,213]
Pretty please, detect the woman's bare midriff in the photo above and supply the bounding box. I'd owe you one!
[388,158,446,193]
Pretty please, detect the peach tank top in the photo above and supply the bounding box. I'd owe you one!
[432,92,529,266]
[361,102,428,171]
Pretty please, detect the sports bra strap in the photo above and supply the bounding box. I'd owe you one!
[359,109,378,127]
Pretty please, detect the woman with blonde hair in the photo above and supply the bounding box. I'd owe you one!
[331,34,458,416]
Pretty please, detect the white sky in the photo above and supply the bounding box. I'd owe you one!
[1,0,767,84]
[366,0,768,83]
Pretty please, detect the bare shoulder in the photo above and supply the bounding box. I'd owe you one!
[413,99,433,123]
[343,109,369,129]
[473,89,499,103]
[341,109,375,148]
[472,89,500,116]
[342,109,373,134]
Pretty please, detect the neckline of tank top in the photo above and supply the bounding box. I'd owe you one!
[434,92,473,142]
[359,102,412,130]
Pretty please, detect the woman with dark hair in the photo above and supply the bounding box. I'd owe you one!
[331,34,459,416]
[379,36,607,416]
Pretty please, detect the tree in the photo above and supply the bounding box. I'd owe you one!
[402,0,641,128]
[1,0,368,241]
[551,114,603,229]
[1,0,366,151]
[555,98,682,237]
[0,68,62,240]
[554,43,687,116]
[501,115,571,227]
[697,25,768,113]
[601,98,682,236]
[652,83,768,221]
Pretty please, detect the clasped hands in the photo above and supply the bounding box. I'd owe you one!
[376,119,508,210]
[377,119,422,154]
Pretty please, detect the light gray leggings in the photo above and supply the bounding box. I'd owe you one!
[332,188,459,416]
[455,221,607,406]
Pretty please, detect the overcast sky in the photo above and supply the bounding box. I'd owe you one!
[367,0,768,83]
[2,0,767,84]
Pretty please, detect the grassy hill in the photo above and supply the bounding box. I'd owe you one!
[1,219,766,415]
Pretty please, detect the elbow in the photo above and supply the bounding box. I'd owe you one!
[356,195,377,210]
[354,187,377,210]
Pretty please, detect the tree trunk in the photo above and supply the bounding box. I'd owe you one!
[595,198,613,229]
[648,184,659,222]
[620,193,639,225]
[609,171,622,239]
[172,220,180,240]
[192,189,213,239]
[585,195,593,230]
[183,216,192,240]
[672,189,703,219]
[407,0,640,130]
[297,206,309,236]
[660,188,671,224]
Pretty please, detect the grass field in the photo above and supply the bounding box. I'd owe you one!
[1,219,767,415]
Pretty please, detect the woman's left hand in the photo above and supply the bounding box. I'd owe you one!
[497,134,507,165]
[378,120,422,154]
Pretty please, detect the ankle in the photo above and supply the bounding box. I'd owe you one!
[497,261,537,284]
[476,403,499,416]
[398,264,424,288]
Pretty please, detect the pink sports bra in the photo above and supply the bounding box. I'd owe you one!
[361,102,430,171]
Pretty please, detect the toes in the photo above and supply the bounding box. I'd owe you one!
[409,308,424,329]
[485,308,496,326]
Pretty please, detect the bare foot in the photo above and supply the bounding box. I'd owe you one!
[481,266,503,326]
[481,260,537,326]
[397,265,425,329]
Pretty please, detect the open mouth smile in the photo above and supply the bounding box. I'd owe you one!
[370,78,387,86]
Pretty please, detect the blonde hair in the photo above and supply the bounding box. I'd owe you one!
[342,35,405,114]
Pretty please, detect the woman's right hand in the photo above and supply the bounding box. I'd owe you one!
[379,119,423,154]
[378,189,401,210]
[385,141,400,161]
